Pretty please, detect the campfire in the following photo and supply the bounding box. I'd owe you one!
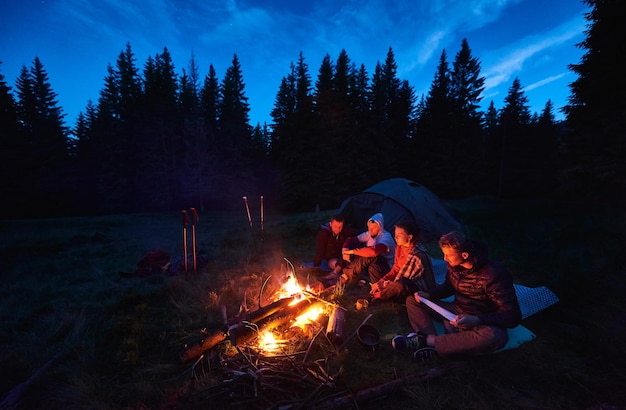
[180,259,358,407]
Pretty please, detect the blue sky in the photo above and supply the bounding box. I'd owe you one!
[1,0,589,128]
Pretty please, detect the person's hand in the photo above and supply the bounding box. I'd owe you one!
[369,282,380,294]
[450,314,481,330]
[342,248,351,262]
[413,291,429,303]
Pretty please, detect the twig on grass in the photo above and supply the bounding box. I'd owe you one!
[336,313,373,352]
[304,326,326,362]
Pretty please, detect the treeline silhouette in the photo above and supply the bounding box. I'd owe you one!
[0,0,623,218]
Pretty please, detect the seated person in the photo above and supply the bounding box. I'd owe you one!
[370,221,436,302]
[324,212,395,286]
[313,214,354,275]
[392,231,522,361]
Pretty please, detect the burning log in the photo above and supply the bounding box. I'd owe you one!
[228,298,313,346]
[325,305,345,346]
[181,295,322,363]
[180,296,298,363]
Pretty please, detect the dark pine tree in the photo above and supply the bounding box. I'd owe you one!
[179,52,212,210]
[269,62,297,165]
[94,44,144,213]
[449,38,486,195]
[562,0,626,199]
[311,53,337,207]
[140,48,180,210]
[14,57,70,216]
[529,99,559,197]
[218,54,256,202]
[483,100,500,193]
[380,47,415,179]
[71,100,99,213]
[270,53,317,211]
[414,49,453,195]
[199,63,222,207]
[497,77,531,198]
[0,62,23,216]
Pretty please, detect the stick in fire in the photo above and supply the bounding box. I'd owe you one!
[180,296,307,362]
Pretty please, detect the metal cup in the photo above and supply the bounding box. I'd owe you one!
[355,298,369,311]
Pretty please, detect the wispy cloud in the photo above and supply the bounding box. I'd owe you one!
[526,72,568,91]
[399,0,517,76]
[483,16,584,90]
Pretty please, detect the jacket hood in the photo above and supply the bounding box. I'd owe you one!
[368,213,385,231]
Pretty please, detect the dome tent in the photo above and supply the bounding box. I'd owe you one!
[337,178,461,243]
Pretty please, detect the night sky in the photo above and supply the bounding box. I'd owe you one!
[1,0,589,127]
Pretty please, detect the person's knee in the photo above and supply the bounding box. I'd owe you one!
[479,326,508,351]
[405,293,419,307]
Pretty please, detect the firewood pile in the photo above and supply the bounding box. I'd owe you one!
[178,265,364,408]
[191,329,350,409]
[182,301,359,407]
[178,264,455,408]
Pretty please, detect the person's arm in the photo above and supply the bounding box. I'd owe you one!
[350,243,388,258]
[426,279,454,300]
[342,236,360,250]
[477,273,522,328]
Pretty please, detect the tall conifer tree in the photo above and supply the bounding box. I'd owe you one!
[13,58,69,215]
[497,77,531,197]
[562,0,626,198]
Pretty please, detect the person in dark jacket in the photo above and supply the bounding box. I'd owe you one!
[392,231,522,359]
[313,214,354,275]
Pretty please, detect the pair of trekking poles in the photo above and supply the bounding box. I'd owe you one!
[181,208,199,273]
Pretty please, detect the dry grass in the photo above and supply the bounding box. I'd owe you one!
[1,199,625,409]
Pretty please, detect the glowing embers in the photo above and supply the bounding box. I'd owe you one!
[291,304,323,329]
[257,329,287,353]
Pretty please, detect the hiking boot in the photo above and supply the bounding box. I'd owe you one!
[414,347,437,363]
[391,333,426,352]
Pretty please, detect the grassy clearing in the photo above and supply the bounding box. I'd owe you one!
[0,199,625,409]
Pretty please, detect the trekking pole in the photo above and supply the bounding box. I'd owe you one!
[260,195,264,253]
[190,208,199,273]
[243,196,257,251]
[182,210,188,272]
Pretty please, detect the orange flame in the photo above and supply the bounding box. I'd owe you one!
[257,330,287,353]
[291,304,323,329]
[275,273,313,304]
[256,271,322,352]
